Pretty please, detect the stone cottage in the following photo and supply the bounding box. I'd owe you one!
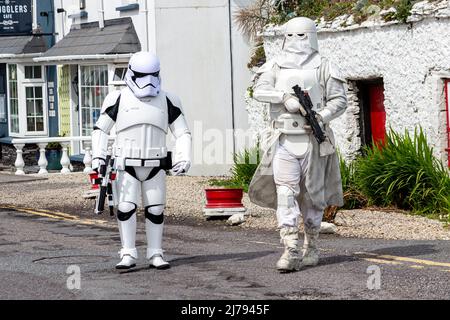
[246,0,450,166]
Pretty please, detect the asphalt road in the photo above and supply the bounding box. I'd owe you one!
[0,208,449,300]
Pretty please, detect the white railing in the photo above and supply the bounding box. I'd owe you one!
[10,136,114,176]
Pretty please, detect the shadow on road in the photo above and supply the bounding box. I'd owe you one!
[170,250,276,266]
[369,244,438,257]
[118,250,275,274]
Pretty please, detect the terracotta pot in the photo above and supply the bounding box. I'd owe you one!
[204,188,244,209]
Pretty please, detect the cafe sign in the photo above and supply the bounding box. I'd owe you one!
[0,0,32,35]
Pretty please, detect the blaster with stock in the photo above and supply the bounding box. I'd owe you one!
[292,85,326,144]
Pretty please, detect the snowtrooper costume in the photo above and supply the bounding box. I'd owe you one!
[91,52,192,270]
[249,17,347,272]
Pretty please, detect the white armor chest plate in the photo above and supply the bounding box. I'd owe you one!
[275,68,322,109]
[274,67,322,158]
[113,88,169,161]
[115,88,168,133]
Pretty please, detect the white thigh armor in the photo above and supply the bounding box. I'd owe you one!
[274,68,322,158]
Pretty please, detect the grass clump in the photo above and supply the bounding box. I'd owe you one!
[354,128,450,220]
[339,153,368,210]
[209,145,262,193]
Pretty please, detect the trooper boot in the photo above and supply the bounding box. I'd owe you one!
[302,228,320,267]
[276,227,301,273]
[116,248,138,270]
[145,214,170,270]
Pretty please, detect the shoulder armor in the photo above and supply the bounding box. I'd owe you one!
[328,60,346,83]
[165,92,182,109]
[100,90,122,114]
[256,59,277,75]
[165,91,184,125]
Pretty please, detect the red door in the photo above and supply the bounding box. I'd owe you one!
[445,79,450,167]
[369,84,386,147]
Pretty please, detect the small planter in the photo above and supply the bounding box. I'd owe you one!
[205,188,244,208]
[46,149,63,171]
[203,188,246,218]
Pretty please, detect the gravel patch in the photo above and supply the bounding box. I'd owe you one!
[0,173,449,241]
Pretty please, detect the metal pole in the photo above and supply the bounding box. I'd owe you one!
[227,0,236,156]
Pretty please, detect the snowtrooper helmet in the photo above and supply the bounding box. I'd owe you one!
[282,17,319,54]
[125,51,161,98]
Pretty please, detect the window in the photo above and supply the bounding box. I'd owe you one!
[80,65,109,136]
[8,64,19,134]
[25,86,45,133]
[113,67,127,82]
[24,66,42,80]
[109,65,127,87]
[7,64,47,136]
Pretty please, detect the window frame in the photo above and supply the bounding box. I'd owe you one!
[7,64,20,137]
[7,64,48,137]
[23,83,47,136]
[22,65,45,83]
[78,64,109,139]
[109,64,128,87]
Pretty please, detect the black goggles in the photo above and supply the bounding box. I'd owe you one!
[130,67,160,78]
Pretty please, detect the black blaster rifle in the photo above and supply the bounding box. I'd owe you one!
[94,153,116,216]
[292,85,326,144]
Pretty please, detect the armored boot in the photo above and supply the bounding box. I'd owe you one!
[302,228,320,267]
[145,205,170,270]
[276,227,301,273]
[116,248,138,270]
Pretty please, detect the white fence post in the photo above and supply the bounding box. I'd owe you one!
[37,143,49,175]
[13,143,26,175]
[83,146,93,173]
[60,142,71,174]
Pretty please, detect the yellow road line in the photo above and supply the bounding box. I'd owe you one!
[0,205,115,228]
[363,258,403,265]
[355,252,450,268]
[409,265,425,270]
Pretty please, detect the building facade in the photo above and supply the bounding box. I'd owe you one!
[248,1,450,167]
[0,0,256,175]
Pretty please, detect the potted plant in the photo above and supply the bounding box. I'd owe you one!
[45,141,63,171]
[206,145,261,211]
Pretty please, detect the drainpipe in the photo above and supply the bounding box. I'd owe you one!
[98,0,105,30]
[99,0,105,30]
[227,0,236,156]
[60,0,65,38]
[144,0,150,51]
[32,0,38,32]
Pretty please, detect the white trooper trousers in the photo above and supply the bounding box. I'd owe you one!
[116,166,166,259]
[273,143,323,229]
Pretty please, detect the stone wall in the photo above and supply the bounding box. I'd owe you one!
[247,4,450,163]
[0,143,39,168]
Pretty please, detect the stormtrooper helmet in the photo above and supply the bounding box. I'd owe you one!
[282,17,319,55]
[125,51,161,98]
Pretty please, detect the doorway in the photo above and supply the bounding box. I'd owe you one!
[357,79,386,148]
[445,79,450,168]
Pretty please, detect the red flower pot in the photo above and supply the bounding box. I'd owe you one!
[204,188,244,209]
[89,172,99,190]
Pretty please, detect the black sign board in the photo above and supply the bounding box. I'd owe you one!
[0,0,32,35]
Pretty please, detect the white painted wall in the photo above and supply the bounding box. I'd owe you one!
[251,16,450,164]
[53,0,255,175]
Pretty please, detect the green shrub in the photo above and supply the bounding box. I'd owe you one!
[354,128,450,219]
[209,144,262,193]
[339,153,368,210]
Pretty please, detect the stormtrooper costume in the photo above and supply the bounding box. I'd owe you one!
[91,52,192,270]
[249,17,347,272]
